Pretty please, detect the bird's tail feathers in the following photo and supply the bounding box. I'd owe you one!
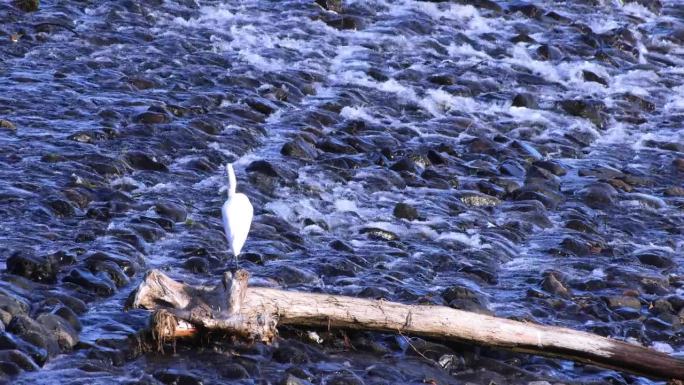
[226,163,237,197]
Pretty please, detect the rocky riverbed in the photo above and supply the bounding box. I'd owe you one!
[1,0,683,384]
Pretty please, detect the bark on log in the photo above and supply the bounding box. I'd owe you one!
[128,269,684,381]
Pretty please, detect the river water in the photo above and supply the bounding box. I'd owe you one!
[1,0,683,384]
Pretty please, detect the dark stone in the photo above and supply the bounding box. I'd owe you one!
[282,137,319,160]
[360,227,398,241]
[325,373,365,385]
[13,0,39,12]
[532,160,567,176]
[6,251,57,283]
[124,151,168,172]
[46,198,75,217]
[393,202,418,220]
[635,249,674,269]
[36,313,78,352]
[559,99,607,129]
[664,186,684,197]
[329,239,354,253]
[7,315,59,357]
[63,268,116,296]
[51,305,82,332]
[0,350,39,371]
[154,370,203,385]
[132,111,169,125]
[582,70,608,86]
[442,286,490,314]
[272,343,309,364]
[508,2,544,18]
[85,259,130,287]
[536,44,563,61]
[154,201,187,223]
[219,363,249,379]
[541,272,571,298]
[581,182,617,209]
[511,93,538,109]
[183,257,209,274]
[428,74,454,86]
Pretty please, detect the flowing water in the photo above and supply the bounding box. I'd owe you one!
[1,0,683,384]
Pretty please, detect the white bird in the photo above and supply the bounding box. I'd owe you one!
[221,163,253,267]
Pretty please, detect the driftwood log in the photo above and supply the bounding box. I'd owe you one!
[129,269,684,381]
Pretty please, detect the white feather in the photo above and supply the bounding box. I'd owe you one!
[221,164,253,258]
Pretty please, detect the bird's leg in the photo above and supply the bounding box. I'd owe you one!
[234,253,239,270]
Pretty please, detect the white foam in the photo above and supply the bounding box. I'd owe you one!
[335,199,358,213]
[437,231,488,249]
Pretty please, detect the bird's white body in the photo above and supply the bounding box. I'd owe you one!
[221,164,253,261]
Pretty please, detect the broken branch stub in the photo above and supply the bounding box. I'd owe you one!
[129,269,684,381]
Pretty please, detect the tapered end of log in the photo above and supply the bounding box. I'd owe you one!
[130,269,278,345]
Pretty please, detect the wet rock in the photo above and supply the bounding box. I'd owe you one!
[85,259,130,287]
[324,373,365,385]
[83,251,140,277]
[6,251,57,283]
[393,202,418,221]
[46,198,75,217]
[0,119,16,131]
[532,160,567,176]
[219,363,249,380]
[460,192,500,207]
[605,296,641,310]
[13,0,39,12]
[442,286,490,314]
[427,74,454,86]
[272,342,309,364]
[281,374,314,385]
[580,182,617,209]
[582,70,608,86]
[360,227,398,241]
[559,99,607,129]
[276,266,316,286]
[124,151,168,172]
[664,186,684,197]
[673,158,684,171]
[508,2,544,18]
[7,315,59,358]
[0,350,38,371]
[132,111,169,125]
[635,249,674,269]
[247,160,297,180]
[643,140,684,153]
[511,93,538,109]
[154,370,203,385]
[36,313,78,351]
[541,272,571,298]
[536,44,563,61]
[500,159,526,177]
[329,239,354,253]
[281,137,319,160]
[154,200,187,223]
[51,305,82,332]
[63,268,116,296]
[390,157,418,173]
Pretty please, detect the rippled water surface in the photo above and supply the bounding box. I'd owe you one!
[1,0,683,384]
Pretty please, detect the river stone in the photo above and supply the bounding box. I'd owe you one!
[281,137,319,160]
[393,202,418,220]
[664,186,684,197]
[541,272,571,298]
[6,251,57,283]
[63,268,116,296]
[559,99,607,128]
[605,296,641,310]
[13,0,39,12]
[0,350,38,371]
[154,370,203,385]
[36,313,78,351]
[511,93,538,109]
[124,151,168,172]
[581,182,617,209]
[635,249,674,269]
